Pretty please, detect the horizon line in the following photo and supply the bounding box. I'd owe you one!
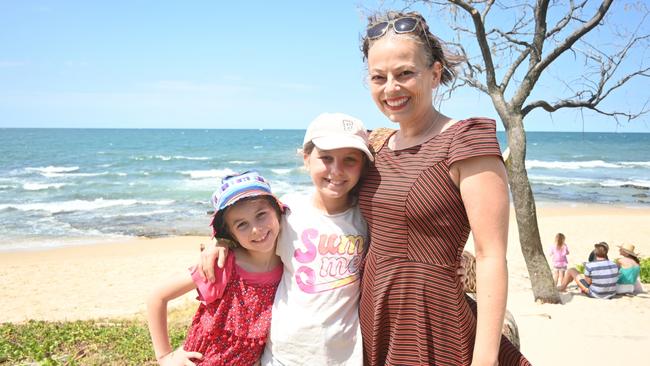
[1,126,649,134]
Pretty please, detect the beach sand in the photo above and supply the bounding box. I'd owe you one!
[1,204,649,365]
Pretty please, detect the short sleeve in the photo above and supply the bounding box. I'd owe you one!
[448,118,503,166]
[189,252,234,304]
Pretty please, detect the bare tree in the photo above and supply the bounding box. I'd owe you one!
[407,0,650,302]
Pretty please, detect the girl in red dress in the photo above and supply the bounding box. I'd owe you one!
[147,171,285,365]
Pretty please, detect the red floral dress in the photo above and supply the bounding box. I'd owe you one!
[184,253,282,365]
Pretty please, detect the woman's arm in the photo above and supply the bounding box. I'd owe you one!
[147,272,201,364]
[455,155,510,366]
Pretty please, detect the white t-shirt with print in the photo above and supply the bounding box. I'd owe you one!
[261,192,366,366]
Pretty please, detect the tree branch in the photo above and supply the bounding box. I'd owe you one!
[522,97,650,123]
[545,0,587,38]
[512,0,614,111]
[501,48,531,92]
[481,0,495,23]
[449,0,499,93]
[535,0,613,79]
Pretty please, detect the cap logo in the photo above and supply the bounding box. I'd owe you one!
[342,119,354,131]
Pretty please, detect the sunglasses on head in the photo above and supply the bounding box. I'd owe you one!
[366,16,422,39]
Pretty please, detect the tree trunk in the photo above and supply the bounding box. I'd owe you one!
[504,118,561,304]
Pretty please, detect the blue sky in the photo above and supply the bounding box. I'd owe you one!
[0,0,648,132]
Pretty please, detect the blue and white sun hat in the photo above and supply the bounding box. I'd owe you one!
[209,171,285,238]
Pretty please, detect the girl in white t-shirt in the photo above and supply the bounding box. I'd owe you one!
[200,112,373,365]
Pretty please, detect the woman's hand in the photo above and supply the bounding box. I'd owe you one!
[157,347,202,366]
[197,238,230,282]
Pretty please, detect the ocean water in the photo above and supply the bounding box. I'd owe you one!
[1,128,648,251]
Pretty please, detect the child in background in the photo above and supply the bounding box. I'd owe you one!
[147,171,286,366]
[200,113,373,365]
[549,233,570,286]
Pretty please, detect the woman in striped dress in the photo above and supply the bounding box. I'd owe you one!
[358,11,530,365]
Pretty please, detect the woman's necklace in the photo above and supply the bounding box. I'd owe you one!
[392,111,444,150]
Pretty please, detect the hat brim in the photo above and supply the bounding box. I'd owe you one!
[594,243,609,251]
[312,136,374,161]
[618,246,639,258]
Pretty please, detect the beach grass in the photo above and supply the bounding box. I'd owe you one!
[0,303,196,366]
[641,257,650,283]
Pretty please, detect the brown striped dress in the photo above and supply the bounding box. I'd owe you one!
[358,118,530,366]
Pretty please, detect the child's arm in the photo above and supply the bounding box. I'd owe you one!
[198,239,230,282]
[147,272,202,365]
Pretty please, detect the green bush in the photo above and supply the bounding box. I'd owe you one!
[0,305,193,365]
[640,257,650,284]
[575,263,584,274]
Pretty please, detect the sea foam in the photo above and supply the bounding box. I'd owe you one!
[26,166,79,174]
[0,198,138,213]
[526,160,621,169]
[180,168,237,179]
[22,182,67,191]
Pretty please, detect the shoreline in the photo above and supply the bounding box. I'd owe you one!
[1,203,649,365]
[2,201,649,254]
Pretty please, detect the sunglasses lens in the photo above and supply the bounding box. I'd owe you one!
[367,22,389,39]
[394,17,418,33]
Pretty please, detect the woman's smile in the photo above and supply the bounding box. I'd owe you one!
[385,96,410,110]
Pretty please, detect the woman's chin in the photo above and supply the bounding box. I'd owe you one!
[382,110,405,124]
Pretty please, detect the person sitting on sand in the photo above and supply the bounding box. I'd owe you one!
[558,242,618,299]
[587,241,609,262]
[615,243,641,295]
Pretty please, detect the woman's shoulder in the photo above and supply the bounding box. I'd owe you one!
[446,117,497,134]
[444,117,501,164]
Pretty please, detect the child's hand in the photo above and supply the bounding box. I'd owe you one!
[457,266,467,283]
[158,347,202,366]
[197,238,230,282]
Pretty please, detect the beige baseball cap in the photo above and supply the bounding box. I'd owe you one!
[303,113,373,161]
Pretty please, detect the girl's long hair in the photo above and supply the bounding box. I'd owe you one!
[555,233,565,249]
